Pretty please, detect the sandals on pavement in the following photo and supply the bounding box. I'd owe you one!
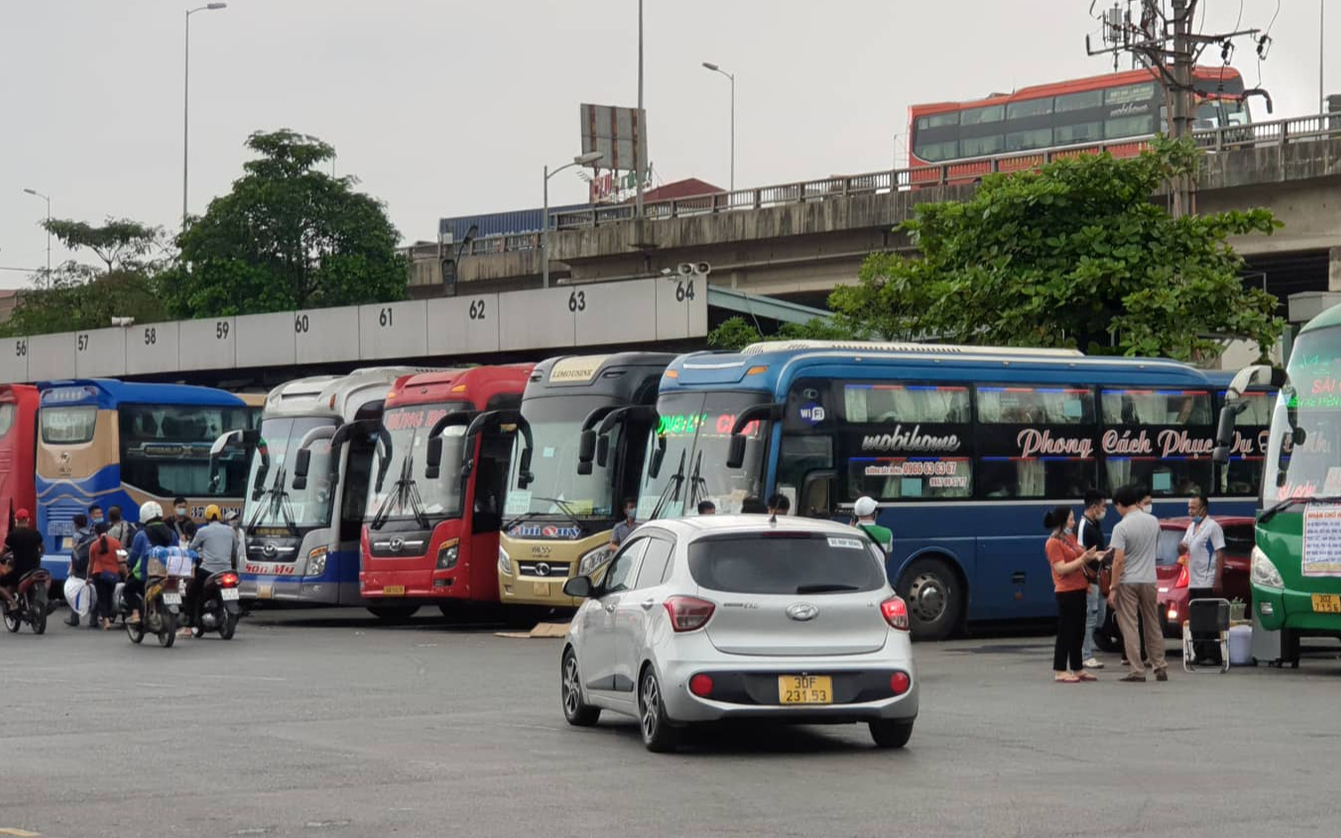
[1075,671,1098,682]
[1054,672,1081,683]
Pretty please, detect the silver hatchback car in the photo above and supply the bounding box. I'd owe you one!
[559,515,918,752]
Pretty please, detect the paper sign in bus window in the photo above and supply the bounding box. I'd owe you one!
[1303,504,1341,577]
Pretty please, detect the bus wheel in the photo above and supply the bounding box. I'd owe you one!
[367,605,419,623]
[899,558,962,641]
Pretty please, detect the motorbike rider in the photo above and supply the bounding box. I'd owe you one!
[122,501,179,625]
[185,504,237,628]
[1,509,44,612]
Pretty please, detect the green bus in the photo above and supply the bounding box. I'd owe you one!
[1216,307,1341,656]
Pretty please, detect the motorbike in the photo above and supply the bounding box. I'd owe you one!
[180,569,241,640]
[3,567,53,635]
[119,568,183,648]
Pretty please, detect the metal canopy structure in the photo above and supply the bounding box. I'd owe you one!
[706,286,833,326]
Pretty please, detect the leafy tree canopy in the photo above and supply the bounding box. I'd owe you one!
[164,129,407,318]
[708,138,1284,363]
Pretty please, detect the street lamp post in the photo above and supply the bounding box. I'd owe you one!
[701,62,735,193]
[184,2,227,229]
[21,188,51,274]
[543,152,604,289]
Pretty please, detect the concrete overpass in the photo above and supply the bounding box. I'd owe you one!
[432,112,1341,307]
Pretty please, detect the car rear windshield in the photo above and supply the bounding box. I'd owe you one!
[1156,529,1184,566]
[687,532,887,595]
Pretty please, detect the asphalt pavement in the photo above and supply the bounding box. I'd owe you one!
[2,608,1340,838]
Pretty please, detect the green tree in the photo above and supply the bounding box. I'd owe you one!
[707,138,1284,362]
[164,129,408,318]
[1,218,169,337]
[706,315,855,350]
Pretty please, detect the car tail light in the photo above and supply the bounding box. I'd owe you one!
[890,672,911,695]
[880,596,910,631]
[217,572,239,589]
[689,673,714,697]
[663,596,715,632]
[1175,565,1189,589]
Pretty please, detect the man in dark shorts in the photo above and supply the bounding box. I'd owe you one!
[1,509,45,611]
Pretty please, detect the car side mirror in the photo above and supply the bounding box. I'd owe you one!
[563,576,593,599]
[426,436,444,480]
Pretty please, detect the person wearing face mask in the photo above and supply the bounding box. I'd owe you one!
[169,497,198,542]
[1180,493,1226,665]
[1043,505,1099,683]
[88,504,104,529]
[610,497,639,548]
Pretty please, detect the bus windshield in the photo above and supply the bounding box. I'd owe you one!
[506,396,620,519]
[641,391,770,518]
[1263,325,1341,503]
[245,416,339,530]
[367,402,471,526]
[118,404,252,498]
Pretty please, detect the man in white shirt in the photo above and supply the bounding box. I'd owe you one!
[1181,493,1226,665]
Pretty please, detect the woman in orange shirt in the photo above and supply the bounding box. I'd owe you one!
[1044,506,1099,683]
[87,527,124,631]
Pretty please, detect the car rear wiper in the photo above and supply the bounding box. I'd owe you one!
[1259,494,1341,524]
[795,583,861,594]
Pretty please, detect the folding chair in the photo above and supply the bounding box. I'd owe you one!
[1183,598,1230,673]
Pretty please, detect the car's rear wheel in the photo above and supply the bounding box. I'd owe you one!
[638,666,679,753]
[869,719,914,749]
[560,649,600,727]
[898,557,962,641]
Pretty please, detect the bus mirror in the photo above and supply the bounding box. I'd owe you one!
[726,435,748,470]
[1212,407,1237,464]
[292,474,307,491]
[1294,427,1308,446]
[517,448,534,489]
[649,444,666,479]
[596,435,611,468]
[210,429,242,457]
[425,436,444,480]
[294,448,312,480]
[578,430,596,465]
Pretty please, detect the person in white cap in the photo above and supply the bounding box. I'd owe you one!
[852,496,893,555]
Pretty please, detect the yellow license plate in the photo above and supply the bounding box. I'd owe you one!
[257,582,273,600]
[383,586,405,596]
[1312,594,1341,613]
[533,582,550,597]
[778,675,833,705]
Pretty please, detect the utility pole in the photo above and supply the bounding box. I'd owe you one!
[1086,0,1265,217]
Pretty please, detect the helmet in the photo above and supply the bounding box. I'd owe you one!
[204,504,221,522]
[139,501,163,522]
[853,496,879,518]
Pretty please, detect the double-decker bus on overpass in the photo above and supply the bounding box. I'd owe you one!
[909,65,1253,180]
[360,365,532,619]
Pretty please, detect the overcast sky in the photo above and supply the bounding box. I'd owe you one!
[0,0,1330,288]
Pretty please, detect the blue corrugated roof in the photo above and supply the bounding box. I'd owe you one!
[438,202,592,241]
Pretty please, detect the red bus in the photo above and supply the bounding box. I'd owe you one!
[359,365,533,619]
[908,65,1250,182]
[0,384,39,544]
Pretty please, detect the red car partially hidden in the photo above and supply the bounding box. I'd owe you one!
[1156,516,1254,637]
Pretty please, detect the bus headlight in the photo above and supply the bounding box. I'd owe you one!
[307,546,328,578]
[578,546,613,577]
[437,540,460,570]
[1251,546,1284,590]
[498,546,512,575]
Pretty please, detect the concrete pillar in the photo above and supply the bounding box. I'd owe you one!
[1329,246,1341,291]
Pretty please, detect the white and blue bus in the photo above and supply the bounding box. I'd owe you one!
[230,368,428,613]
[635,341,1266,639]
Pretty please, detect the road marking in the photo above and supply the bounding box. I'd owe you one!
[0,828,42,836]
[303,821,350,829]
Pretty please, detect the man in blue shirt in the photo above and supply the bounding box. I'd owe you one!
[124,501,179,625]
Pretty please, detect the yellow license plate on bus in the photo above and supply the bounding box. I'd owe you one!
[257,582,273,600]
[533,582,550,596]
[1312,594,1341,613]
[778,675,833,705]
[383,586,405,597]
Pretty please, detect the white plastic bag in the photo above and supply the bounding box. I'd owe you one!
[64,577,95,617]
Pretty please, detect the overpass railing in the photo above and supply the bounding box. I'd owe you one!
[465,111,1341,255]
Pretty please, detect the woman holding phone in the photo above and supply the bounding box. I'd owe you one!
[1044,505,1100,682]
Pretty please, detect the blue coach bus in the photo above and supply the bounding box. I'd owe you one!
[34,380,259,581]
[632,341,1263,639]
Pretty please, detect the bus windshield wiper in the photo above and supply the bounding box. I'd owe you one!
[531,497,587,531]
[372,452,429,530]
[247,465,297,535]
[686,450,708,512]
[650,450,688,521]
[1259,494,1341,523]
